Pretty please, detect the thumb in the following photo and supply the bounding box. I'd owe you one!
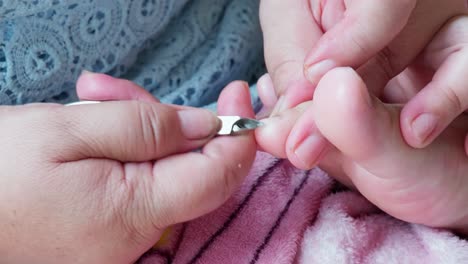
[109,82,257,232]
[56,82,254,254]
[57,101,220,162]
[150,81,257,226]
[260,0,321,114]
[304,0,416,87]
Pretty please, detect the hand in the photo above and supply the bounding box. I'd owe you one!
[261,0,466,108]
[256,16,468,233]
[258,0,468,168]
[257,66,468,234]
[0,72,256,263]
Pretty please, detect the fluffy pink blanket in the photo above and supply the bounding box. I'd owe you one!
[138,152,468,264]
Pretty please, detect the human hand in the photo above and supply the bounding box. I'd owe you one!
[261,0,466,110]
[255,16,468,233]
[257,66,468,234]
[0,72,256,263]
[258,0,468,168]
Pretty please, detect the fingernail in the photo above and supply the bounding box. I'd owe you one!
[178,109,221,139]
[305,60,336,85]
[257,74,277,107]
[411,113,438,143]
[294,133,327,168]
[270,96,286,116]
[256,107,270,119]
[80,69,94,76]
[258,73,274,92]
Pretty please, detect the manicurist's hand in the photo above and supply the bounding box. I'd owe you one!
[0,72,256,263]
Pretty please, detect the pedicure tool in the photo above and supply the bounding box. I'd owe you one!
[217,116,263,135]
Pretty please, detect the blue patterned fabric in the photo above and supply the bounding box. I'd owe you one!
[0,0,264,109]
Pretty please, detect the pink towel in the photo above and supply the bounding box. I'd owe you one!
[137,152,468,264]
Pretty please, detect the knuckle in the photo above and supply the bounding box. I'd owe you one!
[205,147,242,203]
[107,163,156,244]
[440,83,464,114]
[373,47,399,82]
[270,59,303,96]
[217,162,241,202]
[135,102,168,155]
[348,25,369,57]
[220,166,234,202]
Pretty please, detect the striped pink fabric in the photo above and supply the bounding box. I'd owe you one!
[137,152,468,264]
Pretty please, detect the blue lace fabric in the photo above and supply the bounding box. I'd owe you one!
[0,0,264,109]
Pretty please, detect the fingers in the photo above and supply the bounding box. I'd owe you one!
[255,73,331,169]
[401,51,468,148]
[304,0,416,87]
[260,0,321,113]
[256,74,277,112]
[76,71,159,103]
[56,100,220,162]
[54,82,255,248]
[255,102,310,159]
[308,0,464,97]
[401,17,468,148]
[147,81,256,226]
[358,0,462,96]
[312,67,468,227]
[285,104,330,170]
[310,0,345,31]
[256,74,277,119]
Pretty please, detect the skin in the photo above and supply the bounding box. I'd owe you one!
[259,0,468,165]
[256,67,468,233]
[0,72,257,263]
[256,16,468,233]
[3,1,468,260]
